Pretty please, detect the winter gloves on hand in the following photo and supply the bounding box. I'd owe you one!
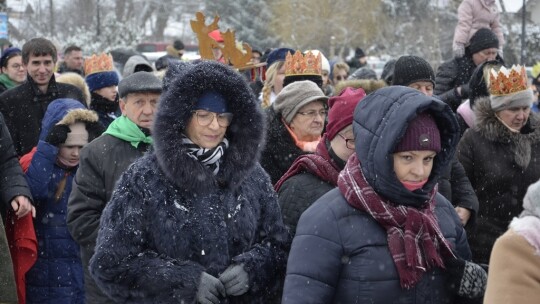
[219,264,249,296]
[196,272,225,304]
[45,124,71,146]
[453,43,465,58]
[445,257,487,299]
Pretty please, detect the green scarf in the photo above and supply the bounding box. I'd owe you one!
[0,73,18,90]
[104,115,153,148]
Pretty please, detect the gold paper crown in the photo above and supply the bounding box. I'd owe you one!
[84,53,114,76]
[285,50,322,77]
[489,65,528,96]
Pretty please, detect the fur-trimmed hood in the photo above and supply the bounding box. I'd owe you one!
[153,61,265,194]
[334,79,387,96]
[39,98,93,141]
[474,96,540,168]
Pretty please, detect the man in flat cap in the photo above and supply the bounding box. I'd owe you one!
[67,71,162,303]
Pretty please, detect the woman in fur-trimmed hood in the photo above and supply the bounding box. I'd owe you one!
[458,84,540,265]
[90,61,289,304]
[25,98,103,304]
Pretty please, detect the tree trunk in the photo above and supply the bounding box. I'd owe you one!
[49,0,54,36]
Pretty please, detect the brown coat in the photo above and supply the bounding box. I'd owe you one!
[484,229,540,304]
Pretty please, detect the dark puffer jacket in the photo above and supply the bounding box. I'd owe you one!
[434,55,477,112]
[89,61,289,303]
[458,97,540,264]
[282,87,471,303]
[261,107,310,184]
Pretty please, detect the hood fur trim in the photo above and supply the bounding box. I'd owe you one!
[475,96,540,168]
[334,79,387,96]
[57,109,99,126]
[153,61,265,194]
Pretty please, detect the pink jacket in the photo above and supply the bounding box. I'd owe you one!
[453,0,505,49]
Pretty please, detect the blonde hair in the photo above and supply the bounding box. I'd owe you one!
[56,72,91,107]
[261,61,285,108]
[332,62,350,75]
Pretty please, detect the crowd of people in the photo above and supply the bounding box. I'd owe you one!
[0,13,539,304]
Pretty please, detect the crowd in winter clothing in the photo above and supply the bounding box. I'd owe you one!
[1,10,540,304]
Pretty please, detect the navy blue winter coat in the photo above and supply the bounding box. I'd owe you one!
[282,86,471,303]
[90,61,289,303]
[25,99,89,304]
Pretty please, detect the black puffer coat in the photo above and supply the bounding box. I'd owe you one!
[434,55,477,112]
[458,97,540,264]
[89,61,289,303]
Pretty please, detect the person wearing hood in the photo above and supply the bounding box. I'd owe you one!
[458,65,540,265]
[393,55,479,229]
[24,98,103,304]
[89,61,288,303]
[122,54,153,78]
[85,53,120,127]
[275,87,365,234]
[283,86,486,303]
[67,71,162,303]
[484,179,540,304]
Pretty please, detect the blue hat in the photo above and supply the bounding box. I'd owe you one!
[266,47,294,68]
[0,47,21,68]
[85,71,120,92]
[195,92,228,113]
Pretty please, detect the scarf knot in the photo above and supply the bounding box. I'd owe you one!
[182,135,229,175]
[104,115,153,148]
[337,154,454,289]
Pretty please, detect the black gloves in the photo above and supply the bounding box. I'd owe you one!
[219,264,249,296]
[45,124,70,146]
[196,272,225,304]
[446,257,487,299]
[85,121,105,142]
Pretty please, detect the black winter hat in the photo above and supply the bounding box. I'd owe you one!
[392,55,435,87]
[381,59,397,85]
[468,59,502,108]
[468,28,499,55]
[348,67,377,80]
[173,40,184,51]
[355,47,366,58]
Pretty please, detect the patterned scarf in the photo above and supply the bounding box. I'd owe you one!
[337,154,454,289]
[182,135,229,175]
[274,134,341,191]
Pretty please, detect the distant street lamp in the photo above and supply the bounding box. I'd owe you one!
[521,0,526,64]
[97,0,101,37]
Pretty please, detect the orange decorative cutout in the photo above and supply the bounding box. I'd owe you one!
[190,11,265,71]
[84,53,114,76]
[285,50,322,77]
[489,65,528,96]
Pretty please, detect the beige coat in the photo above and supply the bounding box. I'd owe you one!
[484,229,540,304]
[453,0,504,48]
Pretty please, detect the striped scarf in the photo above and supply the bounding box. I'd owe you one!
[182,136,229,175]
[337,154,454,289]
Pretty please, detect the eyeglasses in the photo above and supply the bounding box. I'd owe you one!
[193,110,233,127]
[9,64,23,70]
[296,109,328,119]
[337,133,355,150]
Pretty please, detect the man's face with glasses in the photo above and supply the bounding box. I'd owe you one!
[185,110,233,149]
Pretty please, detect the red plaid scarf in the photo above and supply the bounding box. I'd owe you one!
[337,154,455,289]
[274,134,341,191]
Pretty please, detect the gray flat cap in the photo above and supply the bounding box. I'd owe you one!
[118,71,162,98]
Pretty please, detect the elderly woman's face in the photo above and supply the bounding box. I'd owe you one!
[497,106,530,131]
[290,100,326,141]
[185,110,232,149]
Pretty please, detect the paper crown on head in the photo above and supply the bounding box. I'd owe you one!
[84,53,115,76]
[489,65,528,96]
[285,50,322,77]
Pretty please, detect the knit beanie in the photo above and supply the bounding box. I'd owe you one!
[195,91,228,113]
[522,179,540,218]
[266,47,294,68]
[0,47,21,68]
[490,89,534,112]
[392,55,435,87]
[326,87,366,140]
[348,67,377,80]
[394,112,441,153]
[273,80,328,124]
[468,28,499,55]
[64,122,89,146]
[355,47,366,58]
[85,53,120,92]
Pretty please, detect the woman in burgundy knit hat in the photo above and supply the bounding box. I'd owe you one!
[283,86,487,303]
